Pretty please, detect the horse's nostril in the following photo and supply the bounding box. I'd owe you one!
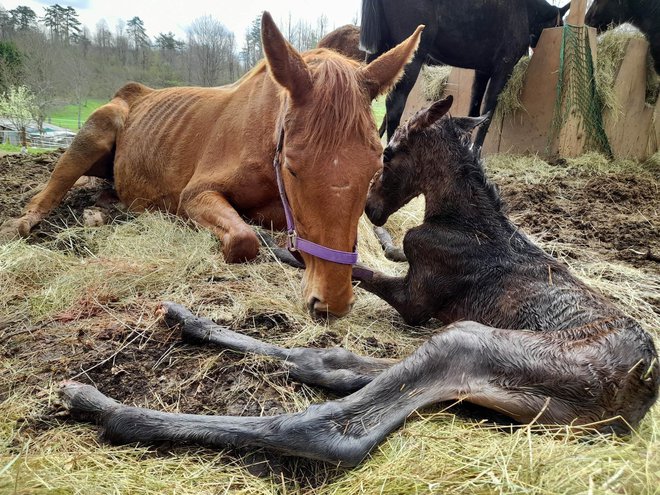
[307,297,320,315]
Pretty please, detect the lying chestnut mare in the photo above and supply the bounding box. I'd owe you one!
[0,14,423,318]
[59,97,659,467]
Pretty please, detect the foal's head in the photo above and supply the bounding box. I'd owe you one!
[261,13,423,318]
[366,96,491,226]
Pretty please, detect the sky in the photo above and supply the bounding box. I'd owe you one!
[1,0,362,41]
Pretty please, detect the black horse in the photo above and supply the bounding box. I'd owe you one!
[586,0,660,73]
[361,0,570,146]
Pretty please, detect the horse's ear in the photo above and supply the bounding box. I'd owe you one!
[359,25,424,100]
[453,113,491,133]
[409,96,453,131]
[261,12,313,103]
[559,2,571,17]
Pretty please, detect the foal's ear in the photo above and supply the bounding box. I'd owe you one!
[261,12,313,103]
[359,25,424,100]
[453,113,491,133]
[410,96,453,131]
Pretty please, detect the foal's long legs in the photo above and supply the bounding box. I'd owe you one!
[60,321,597,466]
[373,226,407,262]
[162,302,395,394]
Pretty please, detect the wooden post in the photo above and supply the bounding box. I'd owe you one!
[567,0,587,26]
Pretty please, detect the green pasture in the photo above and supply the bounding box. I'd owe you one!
[0,143,52,155]
[47,98,384,133]
[48,99,106,131]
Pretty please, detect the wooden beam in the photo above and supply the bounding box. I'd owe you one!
[567,0,587,26]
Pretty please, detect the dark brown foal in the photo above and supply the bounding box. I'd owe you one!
[59,97,658,468]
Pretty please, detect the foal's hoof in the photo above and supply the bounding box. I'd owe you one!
[58,380,120,414]
[222,230,260,263]
[384,247,407,262]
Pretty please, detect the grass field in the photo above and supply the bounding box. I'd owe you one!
[372,97,386,127]
[48,99,106,131]
[44,98,386,134]
[0,143,52,155]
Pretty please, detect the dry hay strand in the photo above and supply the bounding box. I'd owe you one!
[494,56,531,121]
[421,65,452,101]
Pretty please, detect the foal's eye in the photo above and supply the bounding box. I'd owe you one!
[383,146,394,163]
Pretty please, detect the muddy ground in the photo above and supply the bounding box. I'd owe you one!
[1,150,659,478]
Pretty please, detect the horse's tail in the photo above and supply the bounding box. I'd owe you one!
[360,0,386,55]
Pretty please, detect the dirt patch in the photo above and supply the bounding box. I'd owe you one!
[0,150,127,240]
[497,171,660,268]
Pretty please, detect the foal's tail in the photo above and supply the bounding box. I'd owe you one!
[360,0,387,56]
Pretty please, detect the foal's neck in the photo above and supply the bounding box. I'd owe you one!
[422,157,508,231]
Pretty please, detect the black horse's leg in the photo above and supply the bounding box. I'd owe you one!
[162,302,394,394]
[254,229,305,269]
[473,63,516,147]
[59,321,593,466]
[468,70,490,117]
[352,268,433,325]
[383,53,425,139]
[374,226,407,262]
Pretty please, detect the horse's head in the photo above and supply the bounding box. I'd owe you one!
[586,0,631,32]
[528,0,570,48]
[366,96,490,226]
[261,13,423,318]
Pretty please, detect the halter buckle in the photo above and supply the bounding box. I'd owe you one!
[287,230,298,251]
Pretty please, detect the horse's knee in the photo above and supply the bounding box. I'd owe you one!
[222,228,260,263]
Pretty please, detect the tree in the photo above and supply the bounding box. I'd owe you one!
[127,16,149,67]
[0,85,36,148]
[187,15,234,86]
[9,5,37,32]
[42,4,82,44]
[241,15,262,71]
[0,41,22,93]
[155,31,184,65]
[65,46,90,129]
[0,6,15,39]
[14,30,61,135]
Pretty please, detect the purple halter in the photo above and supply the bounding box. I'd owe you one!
[272,121,359,265]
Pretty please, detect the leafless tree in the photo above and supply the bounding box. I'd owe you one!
[187,15,234,86]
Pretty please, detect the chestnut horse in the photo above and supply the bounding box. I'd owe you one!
[0,13,423,318]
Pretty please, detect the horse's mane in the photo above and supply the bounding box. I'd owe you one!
[300,49,376,158]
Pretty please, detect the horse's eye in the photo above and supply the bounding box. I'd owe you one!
[286,164,298,178]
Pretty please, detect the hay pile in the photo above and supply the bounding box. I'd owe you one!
[1,152,659,493]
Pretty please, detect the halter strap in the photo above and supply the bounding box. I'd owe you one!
[272,119,359,265]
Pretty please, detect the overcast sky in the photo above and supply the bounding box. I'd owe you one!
[1,0,362,42]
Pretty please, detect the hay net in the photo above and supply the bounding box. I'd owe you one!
[550,23,613,156]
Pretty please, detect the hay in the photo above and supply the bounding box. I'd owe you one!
[494,56,531,121]
[421,65,452,101]
[1,154,659,494]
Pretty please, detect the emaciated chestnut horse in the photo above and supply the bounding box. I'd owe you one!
[0,13,423,318]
